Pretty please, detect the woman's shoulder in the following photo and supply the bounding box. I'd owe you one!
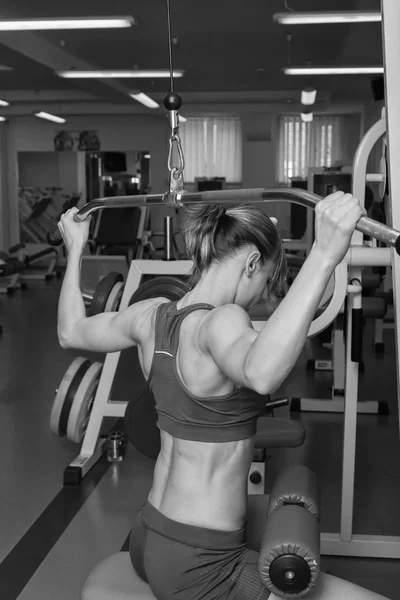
[200,303,252,335]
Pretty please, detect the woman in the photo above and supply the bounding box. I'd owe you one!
[57,192,389,600]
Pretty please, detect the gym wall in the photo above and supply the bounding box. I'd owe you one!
[3,115,170,247]
[0,106,365,248]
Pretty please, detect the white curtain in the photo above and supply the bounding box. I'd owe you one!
[278,115,349,183]
[179,116,242,183]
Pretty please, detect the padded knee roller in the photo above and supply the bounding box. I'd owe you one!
[259,465,320,598]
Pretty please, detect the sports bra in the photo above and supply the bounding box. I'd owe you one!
[147,301,267,443]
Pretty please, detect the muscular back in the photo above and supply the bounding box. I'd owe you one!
[137,298,237,397]
[136,297,255,531]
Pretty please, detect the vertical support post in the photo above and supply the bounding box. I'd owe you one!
[382,0,400,432]
[340,293,361,540]
[333,312,345,394]
[163,215,175,261]
[337,92,387,542]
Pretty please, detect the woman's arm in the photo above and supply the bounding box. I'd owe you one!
[56,208,152,353]
[57,245,153,353]
[200,192,365,395]
[200,246,334,394]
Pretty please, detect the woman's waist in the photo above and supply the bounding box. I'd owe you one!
[148,481,249,531]
[149,436,254,530]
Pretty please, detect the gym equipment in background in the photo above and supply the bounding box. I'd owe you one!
[88,206,152,261]
[296,272,388,415]
[18,186,80,246]
[83,272,125,315]
[80,255,129,304]
[0,243,59,292]
[50,357,103,444]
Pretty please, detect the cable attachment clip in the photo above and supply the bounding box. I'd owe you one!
[164,91,185,204]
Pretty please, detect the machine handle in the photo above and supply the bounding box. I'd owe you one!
[45,187,400,255]
[47,228,63,246]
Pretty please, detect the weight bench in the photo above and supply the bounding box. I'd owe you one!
[82,418,318,600]
[0,242,60,292]
[90,207,148,261]
[10,243,59,283]
[0,252,25,293]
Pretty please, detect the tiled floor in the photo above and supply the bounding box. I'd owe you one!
[0,280,399,599]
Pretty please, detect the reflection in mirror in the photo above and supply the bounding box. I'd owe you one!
[17,151,84,245]
[86,151,151,202]
[16,150,151,246]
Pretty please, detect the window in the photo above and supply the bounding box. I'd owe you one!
[277,115,349,184]
[179,116,242,183]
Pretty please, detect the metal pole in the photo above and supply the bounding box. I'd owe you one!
[339,113,387,541]
[47,187,400,253]
[382,0,400,431]
[72,189,400,250]
[163,215,175,261]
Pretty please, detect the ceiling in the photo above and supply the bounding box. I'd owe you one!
[0,0,383,116]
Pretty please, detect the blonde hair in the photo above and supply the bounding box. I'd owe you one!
[182,203,287,304]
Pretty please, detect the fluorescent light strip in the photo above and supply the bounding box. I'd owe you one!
[130,93,159,109]
[0,99,9,107]
[273,11,381,25]
[58,69,184,79]
[0,16,136,31]
[0,117,6,122]
[35,111,66,124]
[284,66,384,75]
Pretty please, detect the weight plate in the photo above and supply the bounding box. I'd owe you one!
[128,276,190,306]
[67,361,103,443]
[89,272,124,316]
[50,357,91,437]
[104,280,125,312]
[123,276,190,459]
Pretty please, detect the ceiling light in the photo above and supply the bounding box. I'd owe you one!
[284,66,384,75]
[57,69,184,79]
[34,111,66,124]
[301,87,317,105]
[301,109,313,123]
[0,99,9,107]
[0,16,136,31]
[273,11,381,25]
[130,93,159,109]
[0,117,7,122]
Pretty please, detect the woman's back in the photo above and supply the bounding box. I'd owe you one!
[138,298,263,531]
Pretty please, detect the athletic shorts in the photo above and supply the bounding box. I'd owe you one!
[129,500,271,600]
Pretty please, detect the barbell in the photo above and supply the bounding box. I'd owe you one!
[46,187,400,255]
